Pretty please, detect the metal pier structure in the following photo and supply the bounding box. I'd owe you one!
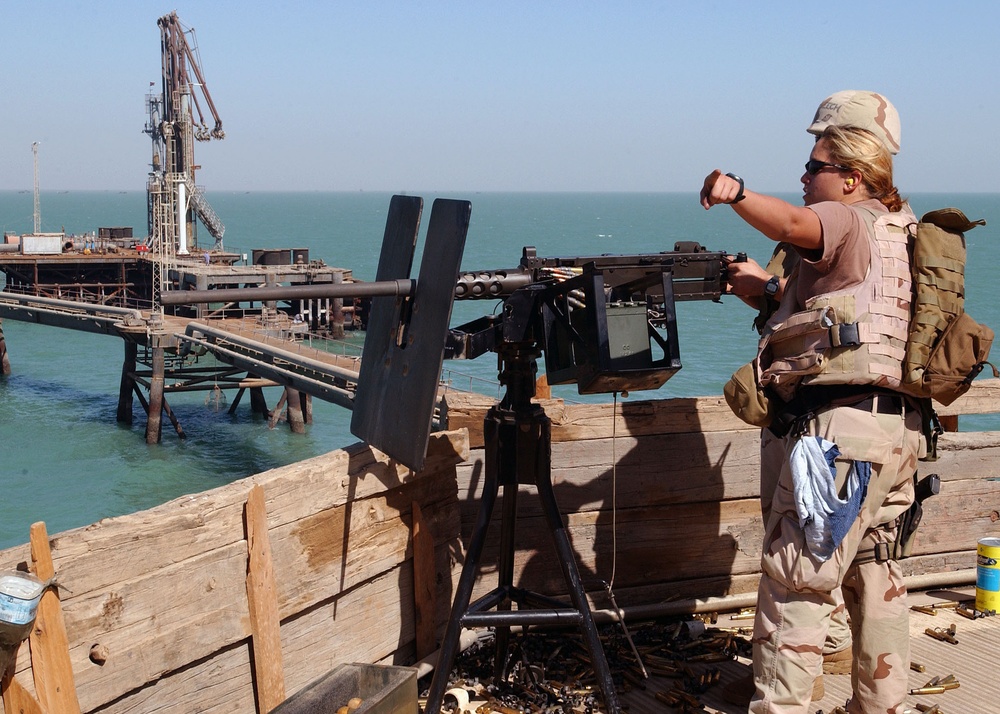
[0,290,364,444]
[0,10,372,444]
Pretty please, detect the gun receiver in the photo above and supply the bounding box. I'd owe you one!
[448,243,741,394]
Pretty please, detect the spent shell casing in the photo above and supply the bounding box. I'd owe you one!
[931,600,959,609]
[654,690,680,706]
[909,685,947,695]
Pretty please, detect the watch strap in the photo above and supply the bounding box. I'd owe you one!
[725,173,746,204]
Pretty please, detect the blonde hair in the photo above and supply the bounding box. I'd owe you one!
[821,125,905,212]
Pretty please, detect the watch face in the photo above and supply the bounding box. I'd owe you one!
[765,277,779,296]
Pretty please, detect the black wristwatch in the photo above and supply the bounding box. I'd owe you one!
[764,275,780,297]
[725,173,746,204]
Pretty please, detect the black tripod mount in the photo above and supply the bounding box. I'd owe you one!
[423,341,620,713]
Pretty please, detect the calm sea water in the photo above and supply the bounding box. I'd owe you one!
[1,191,998,548]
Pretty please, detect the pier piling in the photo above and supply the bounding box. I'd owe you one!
[0,320,10,376]
[285,387,305,434]
[146,346,164,444]
[117,341,137,425]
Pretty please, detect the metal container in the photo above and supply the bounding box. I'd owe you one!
[976,536,1000,613]
[0,571,45,674]
[21,234,64,254]
[271,663,417,714]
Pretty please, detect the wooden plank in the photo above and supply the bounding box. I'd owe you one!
[411,501,436,660]
[28,522,81,714]
[64,542,251,711]
[443,378,1000,448]
[244,485,286,713]
[49,450,463,711]
[1,667,42,714]
[936,377,1000,417]
[272,468,461,617]
[19,431,467,603]
[88,638,255,714]
[453,431,762,536]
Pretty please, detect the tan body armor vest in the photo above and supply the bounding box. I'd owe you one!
[755,205,916,403]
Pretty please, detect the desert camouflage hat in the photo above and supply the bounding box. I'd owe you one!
[808,90,901,155]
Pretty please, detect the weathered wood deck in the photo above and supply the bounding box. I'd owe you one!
[612,586,998,714]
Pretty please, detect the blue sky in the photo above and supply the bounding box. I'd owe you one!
[2,1,997,194]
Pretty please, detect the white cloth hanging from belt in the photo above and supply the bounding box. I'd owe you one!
[790,435,871,561]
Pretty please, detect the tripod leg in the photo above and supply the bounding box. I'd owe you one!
[494,480,518,679]
[536,472,621,713]
[424,468,500,714]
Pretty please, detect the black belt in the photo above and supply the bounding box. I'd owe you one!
[846,393,907,415]
[770,385,910,438]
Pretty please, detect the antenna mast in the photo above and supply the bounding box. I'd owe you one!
[32,142,40,234]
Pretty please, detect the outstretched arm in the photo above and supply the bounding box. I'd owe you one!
[700,170,823,251]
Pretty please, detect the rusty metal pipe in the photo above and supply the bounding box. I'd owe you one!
[587,568,977,624]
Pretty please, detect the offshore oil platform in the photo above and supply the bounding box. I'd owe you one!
[0,13,364,443]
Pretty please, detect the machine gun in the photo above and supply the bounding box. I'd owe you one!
[447,243,739,394]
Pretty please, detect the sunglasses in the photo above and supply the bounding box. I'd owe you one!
[805,158,852,176]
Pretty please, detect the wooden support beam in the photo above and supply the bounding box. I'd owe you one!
[1,669,43,714]
[117,340,137,425]
[412,500,436,660]
[268,391,287,429]
[131,378,151,414]
[329,271,345,339]
[161,396,187,440]
[301,392,313,425]
[250,374,269,416]
[229,387,246,415]
[28,522,81,714]
[244,485,286,713]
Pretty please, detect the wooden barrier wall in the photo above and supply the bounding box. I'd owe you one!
[441,379,1000,611]
[0,431,469,714]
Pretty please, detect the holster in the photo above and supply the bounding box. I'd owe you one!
[892,473,941,560]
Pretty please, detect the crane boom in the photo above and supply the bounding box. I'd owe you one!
[144,11,227,310]
[157,13,224,141]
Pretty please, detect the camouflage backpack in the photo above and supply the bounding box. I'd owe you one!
[902,208,996,406]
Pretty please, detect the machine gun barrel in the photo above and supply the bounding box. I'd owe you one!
[158,278,416,305]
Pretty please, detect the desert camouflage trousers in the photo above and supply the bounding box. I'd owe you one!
[750,397,922,714]
[760,431,852,657]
